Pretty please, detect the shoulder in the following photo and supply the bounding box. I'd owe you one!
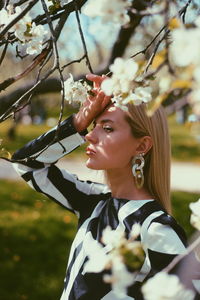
[121,199,167,229]
[121,199,187,253]
[141,207,187,254]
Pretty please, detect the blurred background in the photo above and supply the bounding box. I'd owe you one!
[1,1,200,299]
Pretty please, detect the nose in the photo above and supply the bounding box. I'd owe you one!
[85,129,98,144]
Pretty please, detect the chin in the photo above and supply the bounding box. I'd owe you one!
[86,159,103,170]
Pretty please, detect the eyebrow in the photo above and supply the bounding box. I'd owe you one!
[93,119,114,126]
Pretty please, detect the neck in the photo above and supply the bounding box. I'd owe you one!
[105,166,152,201]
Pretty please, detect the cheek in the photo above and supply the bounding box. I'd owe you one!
[102,139,134,165]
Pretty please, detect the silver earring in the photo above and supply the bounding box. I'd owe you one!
[132,153,145,189]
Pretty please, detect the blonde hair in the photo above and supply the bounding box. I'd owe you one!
[126,103,171,214]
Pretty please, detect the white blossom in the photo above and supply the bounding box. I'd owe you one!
[0,8,9,27]
[193,67,200,83]
[29,22,48,41]
[130,223,141,239]
[83,0,131,26]
[102,226,126,249]
[110,57,138,81]
[170,27,200,67]
[104,256,135,298]
[63,74,89,104]
[24,22,48,55]
[44,0,51,8]
[0,5,22,29]
[60,0,70,7]
[142,272,195,300]
[0,5,48,55]
[112,86,152,111]
[195,15,200,28]
[26,39,43,55]
[159,76,172,93]
[189,199,200,231]
[14,13,32,41]
[83,225,144,297]
[128,87,152,105]
[101,57,152,110]
[83,234,110,273]
[101,57,139,97]
[111,95,129,112]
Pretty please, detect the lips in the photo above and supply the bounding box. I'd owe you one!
[86,147,96,155]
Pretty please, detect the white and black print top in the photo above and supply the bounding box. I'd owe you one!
[11,115,199,300]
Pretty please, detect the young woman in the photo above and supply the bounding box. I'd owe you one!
[11,74,193,300]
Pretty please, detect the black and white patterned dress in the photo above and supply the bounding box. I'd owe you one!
[11,115,198,300]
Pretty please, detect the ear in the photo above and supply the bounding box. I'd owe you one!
[135,136,152,155]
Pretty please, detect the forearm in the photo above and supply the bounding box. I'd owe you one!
[12,115,87,164]
[73,112,91,133]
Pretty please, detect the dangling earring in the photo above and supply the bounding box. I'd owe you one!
[132,153,145,189]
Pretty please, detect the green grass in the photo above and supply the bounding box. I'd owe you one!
[168,116,200,163]
[0,179,77,300]
[171,191,199,238]
[0,179,199,300]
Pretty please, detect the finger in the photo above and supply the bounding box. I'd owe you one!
[95,90,105,102]
[102,95,112,108]
[86,74,105,89]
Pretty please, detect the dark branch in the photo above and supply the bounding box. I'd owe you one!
[0,0,39,39]
[108,0,150,65]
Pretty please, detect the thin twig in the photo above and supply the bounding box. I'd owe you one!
[144,28,170,74]
[179,0,193,23]
[61,54,86,71]
[33,0,87,26]
[0,47,50,92]
[131,0,194,60]
[0,0,39,39]
[144,59,167,80]
[40,0,66,154]
[74,0,93,73]
[0,38,9,66]
[163,0,175,75]
[0,65,57,122]
[15,45,29,59]
[163,235,200,273]
[131,24,167,58]
[36,49,53,82]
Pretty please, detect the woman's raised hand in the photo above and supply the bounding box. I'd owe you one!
[73,74,111,132]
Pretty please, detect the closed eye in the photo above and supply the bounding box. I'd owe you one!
[103,125,113,132]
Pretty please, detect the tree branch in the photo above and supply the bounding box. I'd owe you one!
[0,47,51,92]
[0,0,39,39]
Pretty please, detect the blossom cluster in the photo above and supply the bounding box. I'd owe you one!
[169,16,200,116]
[0,5,48,55]
[62,58,153,111]
[142,272,195,300]
[83,0,132,26]
[101,57,152,111]
[83,224,144,297]
[63,74,91,104]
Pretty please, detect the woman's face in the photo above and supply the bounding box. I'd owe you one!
[85,105,140,171]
